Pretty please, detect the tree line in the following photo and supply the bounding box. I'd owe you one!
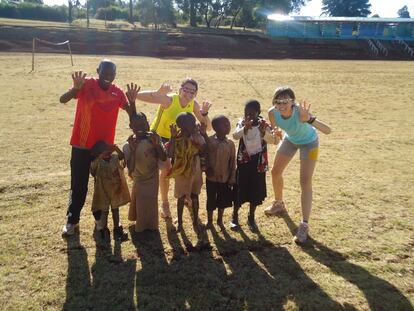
[0,0,411,28]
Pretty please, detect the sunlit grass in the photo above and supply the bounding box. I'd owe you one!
[0,53,413,310]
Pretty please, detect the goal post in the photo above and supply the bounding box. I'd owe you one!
[31,37,74,72]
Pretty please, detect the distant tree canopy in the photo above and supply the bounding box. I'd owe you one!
[322,0,371,17]
[397,5,410,18]
[0,0,309,28]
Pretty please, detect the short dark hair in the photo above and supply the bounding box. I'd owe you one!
[245,99,261,114]
[98,59,116,73]
[181,78,198,91]
[211,115,229,132]
[130,111,148,123]
[176,112,196,129]
[91,140,108,157]
[273,86,296,101]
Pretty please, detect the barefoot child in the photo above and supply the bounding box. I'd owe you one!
[167,112,206,232]
[201,115,236,229]
[123,111,167,232]
[90,141,130,241]
[265,86,331,243]
[231,100,276,231]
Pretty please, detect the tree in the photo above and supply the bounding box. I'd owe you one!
[24,0,44,4]
[138,0,175,28]
[322,0,371,17]
[397,5,410,18]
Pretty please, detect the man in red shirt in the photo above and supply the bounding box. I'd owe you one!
[60,59,132,235]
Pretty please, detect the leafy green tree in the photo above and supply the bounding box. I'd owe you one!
[24,0,43,4]
[322,0,371,17]
[397,5,410,18]
[139,0,175,27]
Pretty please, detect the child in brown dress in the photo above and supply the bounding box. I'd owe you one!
[90,141,130,241]
[124,112,167,233]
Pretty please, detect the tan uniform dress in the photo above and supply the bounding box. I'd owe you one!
[124,140,164,232]
[90,154,130,212]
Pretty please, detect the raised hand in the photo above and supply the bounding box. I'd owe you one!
[298,101,312,123]
[158,83,173,95]
[126,83,140,104]
[244,118,253,130]
[272,127,283,140]
[72,71,86,90]
[170,124,178,138]
[148,131,161,146]
[200,100,212,115]
[258,119,269,135]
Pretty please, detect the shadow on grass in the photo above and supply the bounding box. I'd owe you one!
[131,221,228,310]
[64,232,136,310]
[63,232,91,310]
[211,226,351,310]
[282,214,413,310]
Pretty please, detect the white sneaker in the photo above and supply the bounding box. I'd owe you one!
[62,223,79,236]
[264,200,287,216]
[293,222,309,244]
[160,202,171,219]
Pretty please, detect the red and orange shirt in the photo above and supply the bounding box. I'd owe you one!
[70,78,127,149]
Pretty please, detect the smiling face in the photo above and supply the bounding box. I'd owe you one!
[97,61,116,90]
[213,116,231,139]
[176,112,196,137]
[273,94,294,117]
[179,81,198,104]
[273,87,295,117]
[130,114,149,138]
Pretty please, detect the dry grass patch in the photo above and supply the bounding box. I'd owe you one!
[0,53,413,310]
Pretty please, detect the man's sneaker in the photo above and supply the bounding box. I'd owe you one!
[229,219,240,230]
[62,223,79,236]
[293,222,309,244]
[114,226,128,242]
[160,202,172,219]
[264,200,287,216]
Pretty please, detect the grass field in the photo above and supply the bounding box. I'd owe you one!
[0,53,413,310]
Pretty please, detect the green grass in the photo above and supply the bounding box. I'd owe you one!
[0,53,413,310]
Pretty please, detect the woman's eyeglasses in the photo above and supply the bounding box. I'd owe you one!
[181,87,197,95]
[274,98,293,105]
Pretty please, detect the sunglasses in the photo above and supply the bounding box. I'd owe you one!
[274,98,293,105]
[181,86,197,95]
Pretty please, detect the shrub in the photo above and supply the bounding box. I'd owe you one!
[95,6,128,21]
[0,3,67,22]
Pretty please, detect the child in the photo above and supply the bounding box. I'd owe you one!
[167,112,206,232]
[232,100,276,232]
[201,115,236,230]
[265,86,331,243]
[90,141,130,242]
[123,111,167,233]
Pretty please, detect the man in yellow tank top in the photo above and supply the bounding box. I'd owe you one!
[136,78,212,219]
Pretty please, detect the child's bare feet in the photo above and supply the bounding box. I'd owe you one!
[205,222,213,230]
[176,224,183,232]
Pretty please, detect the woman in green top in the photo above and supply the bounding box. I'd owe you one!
[135,78,212,219]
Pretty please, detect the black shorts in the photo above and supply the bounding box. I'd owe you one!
[206,179,234,211]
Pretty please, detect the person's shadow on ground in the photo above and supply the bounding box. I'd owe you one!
[63,231,136,311]
[63,232,91,310]
[211,225,349,310]
[281,213,413,310]
[89,237,136,310]
[131,219,228,310]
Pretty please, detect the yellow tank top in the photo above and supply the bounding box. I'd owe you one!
[150,94,194,139]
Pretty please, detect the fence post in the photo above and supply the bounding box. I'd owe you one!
[32,38,36,72]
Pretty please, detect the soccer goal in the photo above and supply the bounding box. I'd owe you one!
[31,37,74,72]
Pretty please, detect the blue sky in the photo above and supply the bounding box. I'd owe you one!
[42,0,414,18]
